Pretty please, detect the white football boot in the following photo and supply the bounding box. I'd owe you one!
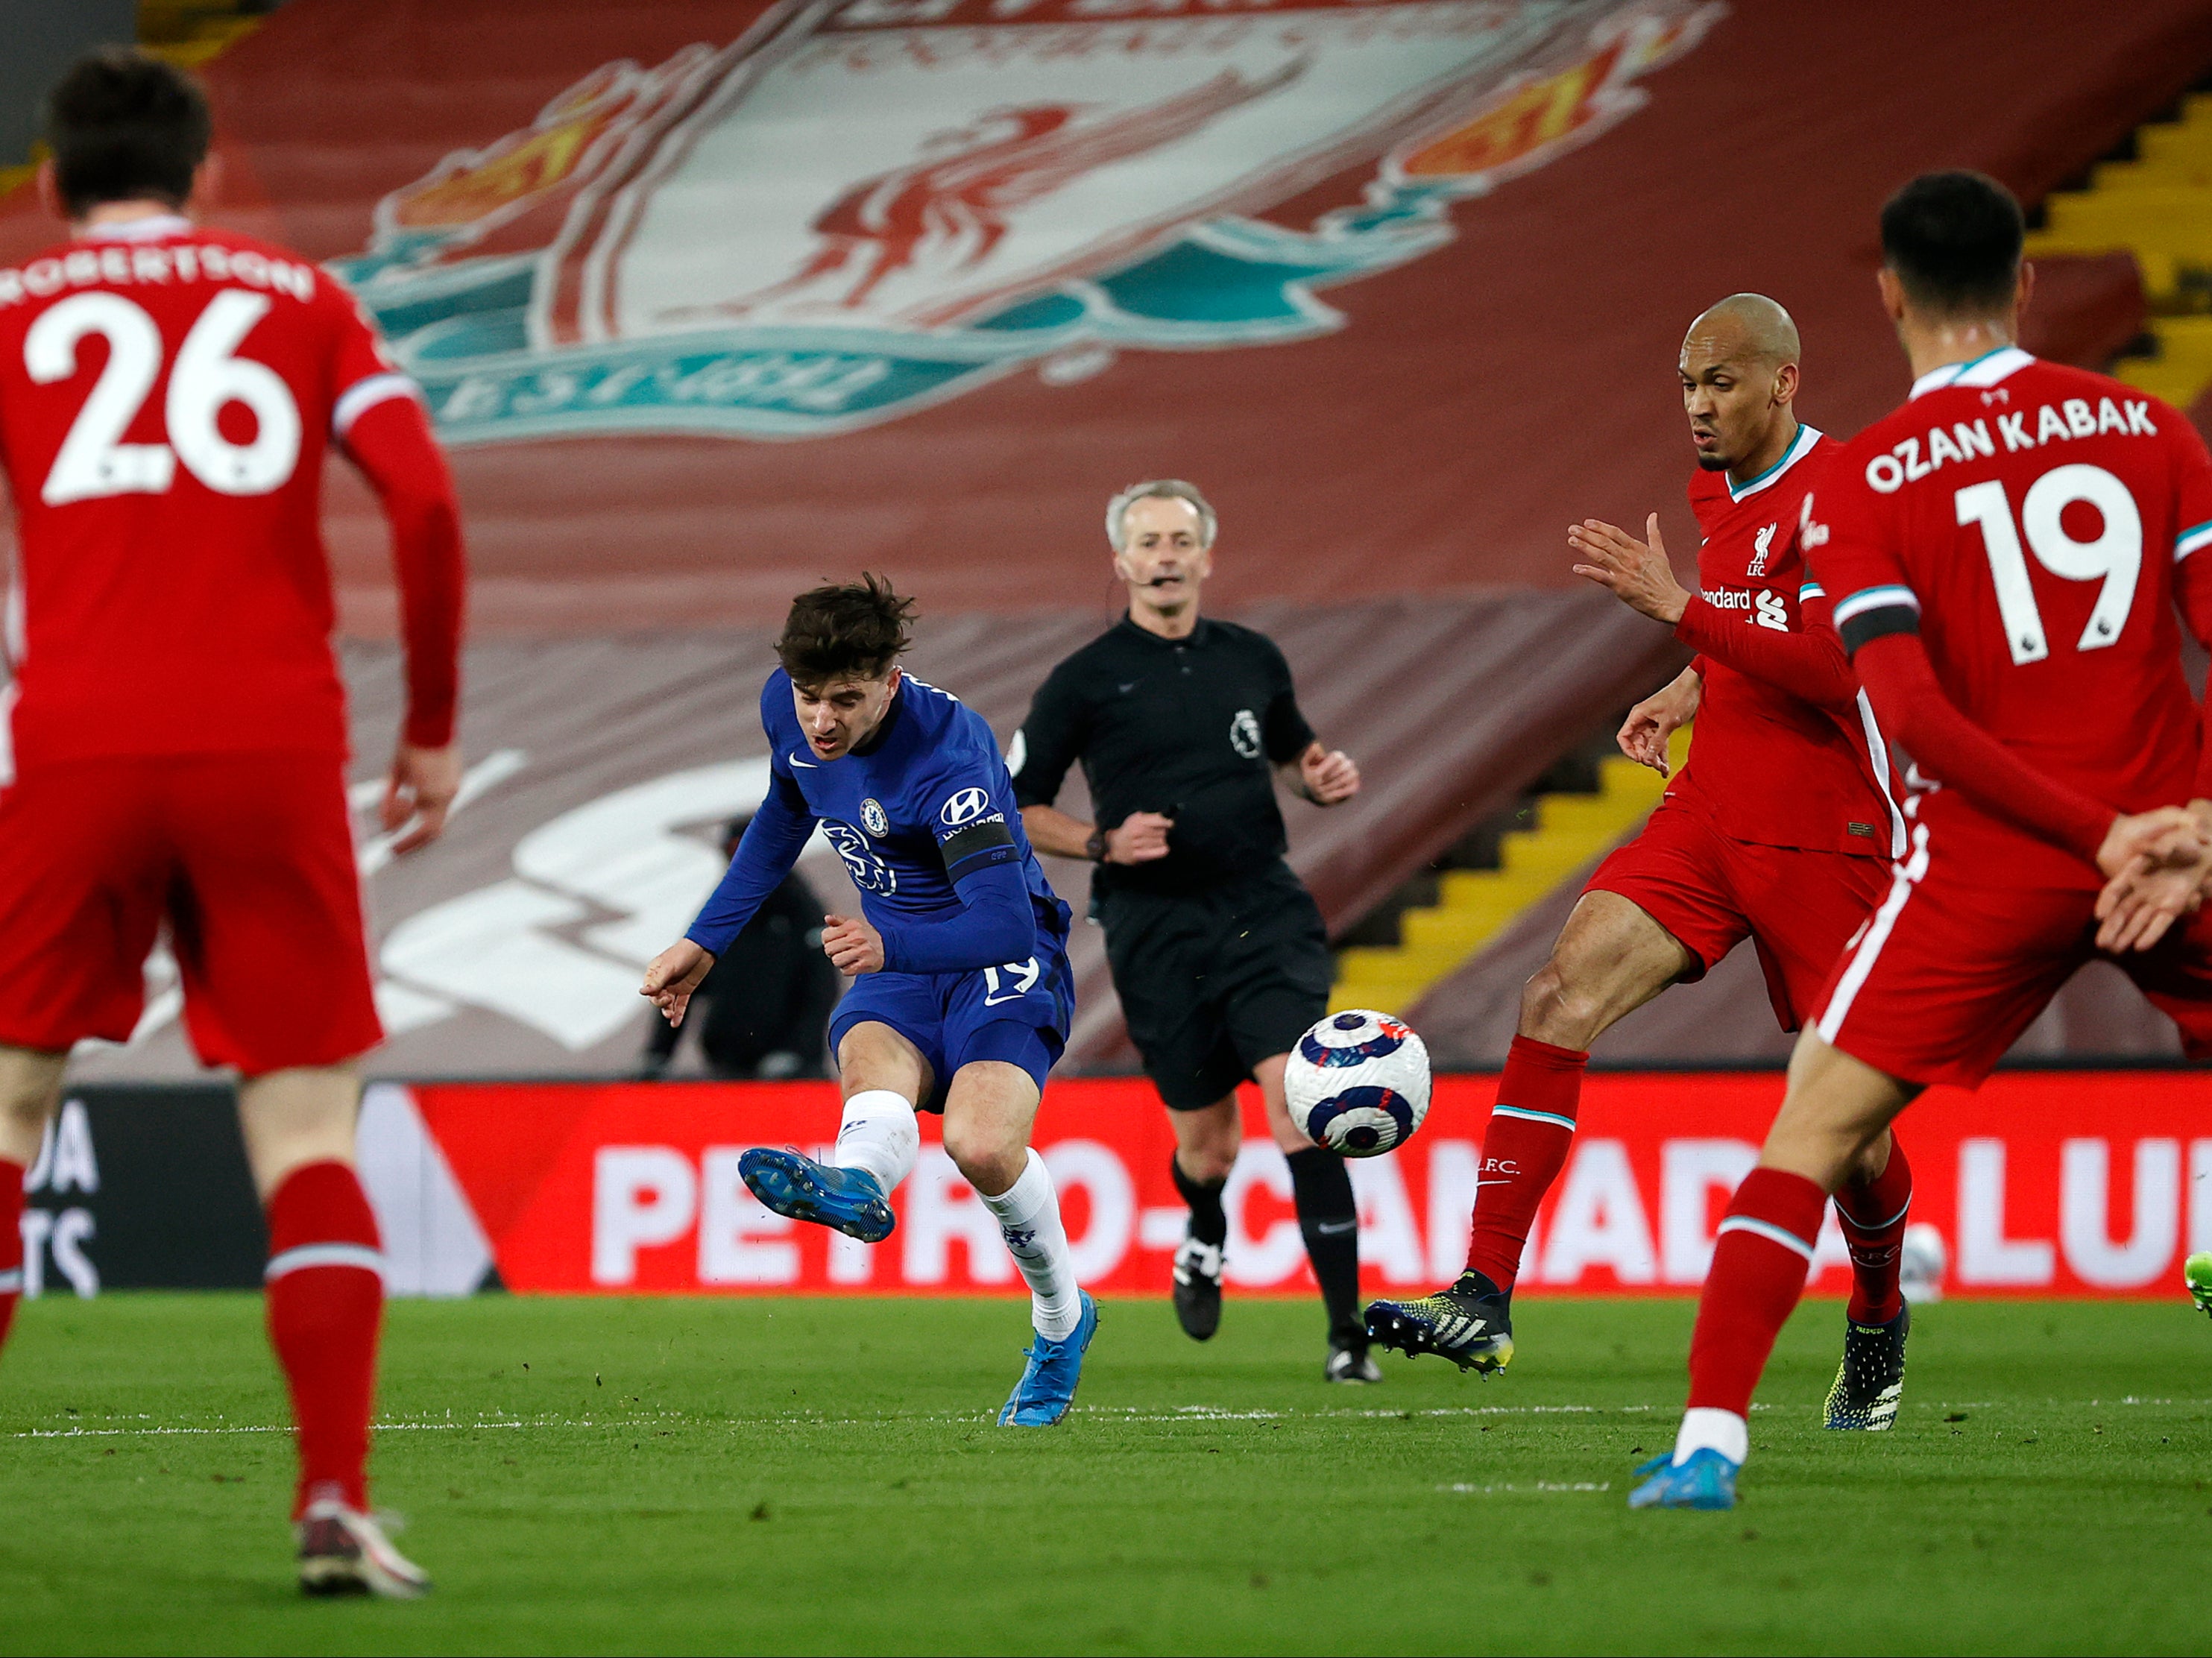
[296,1498,432,1599]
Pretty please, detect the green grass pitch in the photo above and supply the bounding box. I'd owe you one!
[1,1292,2206,1656]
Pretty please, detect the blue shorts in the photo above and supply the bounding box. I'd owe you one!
[828,923,1075,1111]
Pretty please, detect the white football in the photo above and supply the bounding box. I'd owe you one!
[1284,1010,1431,1158]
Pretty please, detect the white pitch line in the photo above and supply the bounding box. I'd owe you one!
[34,1393,2044,1443]
[1438,1481,1612,1494]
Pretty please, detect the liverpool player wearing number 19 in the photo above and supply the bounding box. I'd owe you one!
[1633,171,2212,1512]
[1367,296,1913,1416]
[0,54,465,1589]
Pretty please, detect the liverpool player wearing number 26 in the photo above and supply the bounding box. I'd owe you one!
[0,55,465,1586]
[1634,172,2212,1512]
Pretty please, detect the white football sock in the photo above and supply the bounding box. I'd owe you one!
[834,1090,918,1197]
[1672,1407,1748,1466]
[978,1150,1083,1340]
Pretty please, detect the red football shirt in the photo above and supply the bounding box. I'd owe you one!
[1812,348,2212,885]
[1667,426,1906,859]
[0,217,426,766]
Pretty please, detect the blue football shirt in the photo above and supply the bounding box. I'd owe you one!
[688,669,1065,961]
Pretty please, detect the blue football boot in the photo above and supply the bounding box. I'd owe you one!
[737,1147,895,1244]
[998,1292,1100,1426]
[1627,1449,1739,1510]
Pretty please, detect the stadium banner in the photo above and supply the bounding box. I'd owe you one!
[17,1074,2205,1300]
[333,0,1724,446]
[376,1072,2212,1301]
[19,1085,268,1297]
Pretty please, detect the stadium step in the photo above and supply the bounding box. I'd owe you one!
[2025,90,2212,408]
[1328,727,1685,1017]
[1,2,271,204]
[139,0,271,72]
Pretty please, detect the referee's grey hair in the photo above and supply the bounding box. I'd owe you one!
[1106,479,1217,552]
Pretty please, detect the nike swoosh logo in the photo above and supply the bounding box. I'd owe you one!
[1117,681,1138,694]
[790,751,819,769]
[983,992,1027,1006]
[1317,1219,1358,1235]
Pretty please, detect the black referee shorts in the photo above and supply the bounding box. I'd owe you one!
[1100,863,1334,1112]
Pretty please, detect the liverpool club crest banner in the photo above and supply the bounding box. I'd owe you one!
[333,0,1719,443]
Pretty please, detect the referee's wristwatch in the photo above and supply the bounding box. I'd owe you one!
[1085,828,1108,863]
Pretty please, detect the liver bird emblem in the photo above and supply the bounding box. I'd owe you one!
[699,61,1304,323]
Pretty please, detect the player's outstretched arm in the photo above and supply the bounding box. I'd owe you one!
[342,394,467,848]
[383,741,462,855]
[642,939,715,1029]
[1852,631,2121,862]
[1573,514,1859,710]
[685,785,816,952]
[870,857,1036,977]
[1569,513,1692,624]
[1683,584,1860,711]
[1619,665,1702,776]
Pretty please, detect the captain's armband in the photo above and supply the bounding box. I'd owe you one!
[1833,584,1922,655]
[940,816,1017,880]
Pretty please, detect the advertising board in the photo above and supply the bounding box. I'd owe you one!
[20,1074,2204,1301]
[392,1072,2212,1300]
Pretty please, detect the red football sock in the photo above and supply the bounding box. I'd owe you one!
[1463,1035,1588,1292]
[264,1161,384,1519]
[1833,1135,1913,1325]
[0,1160,22,1355]
[1686,1167,1826,1418]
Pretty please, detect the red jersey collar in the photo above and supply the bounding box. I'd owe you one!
[1726,422,1824,504]
[79,213,194,243]
[1909,345,2033,401]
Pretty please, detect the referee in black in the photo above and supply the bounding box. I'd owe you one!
[1012,479,1377,1383]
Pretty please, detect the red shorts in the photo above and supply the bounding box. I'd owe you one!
[1812,821,2212,1088]
[0,754,382,1073]
[1586,798,1891,1032]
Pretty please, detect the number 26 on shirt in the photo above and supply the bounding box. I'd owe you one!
[1955,462,2141,666]
[26,289,300,505]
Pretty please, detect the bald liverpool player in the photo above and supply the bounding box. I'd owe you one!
[1366,295,1920,1434]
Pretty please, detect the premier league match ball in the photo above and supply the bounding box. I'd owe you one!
[1284,1011,1431,1158]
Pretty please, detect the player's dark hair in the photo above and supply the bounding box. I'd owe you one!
[1879,171,2024,318]
[43,48,212,218]
[776,573,917,688]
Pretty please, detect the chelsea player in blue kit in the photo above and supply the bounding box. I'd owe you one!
[640,577,1097,1425]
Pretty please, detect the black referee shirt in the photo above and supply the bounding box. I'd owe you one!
[1012,615,1315,896]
